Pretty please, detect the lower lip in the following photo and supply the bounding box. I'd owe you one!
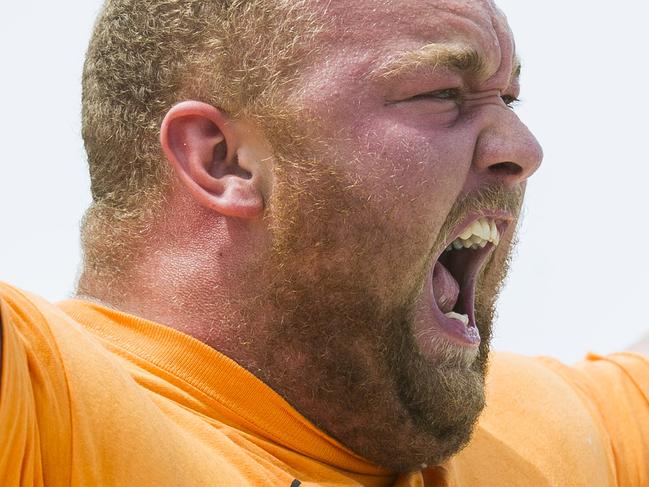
[434,308,481,346]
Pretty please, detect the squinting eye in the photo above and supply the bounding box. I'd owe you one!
[502,95,520,108]
[409,88,463,103]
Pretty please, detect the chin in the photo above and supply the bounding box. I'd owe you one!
[368,247,508,471]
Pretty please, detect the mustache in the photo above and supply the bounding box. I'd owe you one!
[435,185,524,250]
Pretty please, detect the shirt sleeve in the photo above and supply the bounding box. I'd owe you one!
[0,283,72,486]
[538,352,649,486]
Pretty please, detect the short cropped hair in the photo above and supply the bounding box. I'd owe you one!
[81,0,321,279]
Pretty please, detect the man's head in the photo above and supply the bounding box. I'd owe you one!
[79,0,542,472]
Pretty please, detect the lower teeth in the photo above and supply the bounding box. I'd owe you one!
[444,311,469,326]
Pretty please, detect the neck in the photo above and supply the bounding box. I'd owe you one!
[76,196,275,373]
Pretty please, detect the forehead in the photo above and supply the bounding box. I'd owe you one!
[308,0,514,82]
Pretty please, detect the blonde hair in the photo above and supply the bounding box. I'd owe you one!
[80,0,322,282]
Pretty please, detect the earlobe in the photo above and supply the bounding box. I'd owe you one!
[160,101,265,218]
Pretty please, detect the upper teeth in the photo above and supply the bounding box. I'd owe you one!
[445,218,500,252]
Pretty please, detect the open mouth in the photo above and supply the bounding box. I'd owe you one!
[429,216,509,347]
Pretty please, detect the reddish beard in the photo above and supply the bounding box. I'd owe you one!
[235,140,522,470]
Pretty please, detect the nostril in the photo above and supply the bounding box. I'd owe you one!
[489,162,522,176]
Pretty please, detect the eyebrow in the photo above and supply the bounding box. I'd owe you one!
[369,42,522,82]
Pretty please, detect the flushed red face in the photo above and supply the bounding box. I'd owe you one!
[251,0,543,471]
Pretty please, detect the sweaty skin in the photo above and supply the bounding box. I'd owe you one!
[80,0,542,471]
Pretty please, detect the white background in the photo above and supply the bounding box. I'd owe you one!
[1,1,647,363]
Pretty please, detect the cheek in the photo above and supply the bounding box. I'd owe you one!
[348,117,476,221]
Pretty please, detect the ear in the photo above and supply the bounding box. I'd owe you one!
[160,101,265,218]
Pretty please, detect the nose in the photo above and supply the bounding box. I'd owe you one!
[472,108,543,187]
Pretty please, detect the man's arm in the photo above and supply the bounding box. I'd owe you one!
[627,333,649,356]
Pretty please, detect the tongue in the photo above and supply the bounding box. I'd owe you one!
[433,261,460,313]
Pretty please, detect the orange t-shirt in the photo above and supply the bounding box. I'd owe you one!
[0,282,647,486]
